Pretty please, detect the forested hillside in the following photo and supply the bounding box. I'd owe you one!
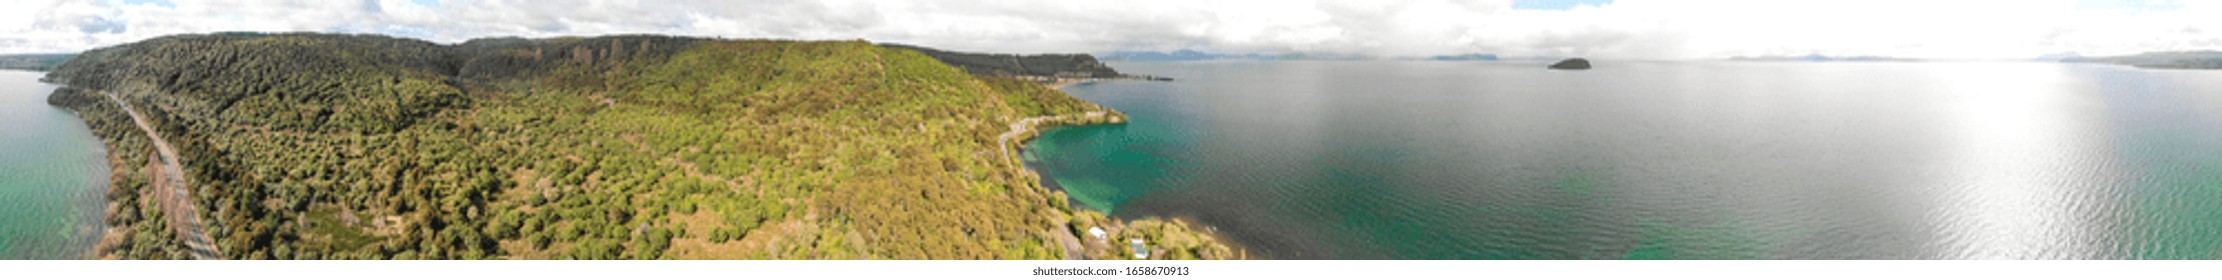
[44,32,1232,260]
[880,44,1125,79]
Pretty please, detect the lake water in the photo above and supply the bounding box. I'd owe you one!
[1024,61,2222,259]
[0,70,109,259]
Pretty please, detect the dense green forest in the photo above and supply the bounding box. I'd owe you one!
[44,32,1234,260]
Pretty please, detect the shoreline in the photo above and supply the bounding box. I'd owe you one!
[1007,79,1256,260]
[46,84,218,260]
[1162,215,1257,260]
[3,71,112,260]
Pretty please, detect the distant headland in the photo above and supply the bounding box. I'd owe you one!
[0,54,76,71]
[2064,51,2222,69]
[882,44,1173,82]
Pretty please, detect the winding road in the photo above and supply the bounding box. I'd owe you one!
[994,111,1108,167]
[104,92,223,260]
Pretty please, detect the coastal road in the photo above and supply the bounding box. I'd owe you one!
[995,116,1051,167]
[104,92,224,260]
[994,111,1108,168]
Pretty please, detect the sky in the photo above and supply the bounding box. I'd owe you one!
[1,0,2218,59]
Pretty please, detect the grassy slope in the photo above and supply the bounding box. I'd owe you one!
[46,33,1230,259]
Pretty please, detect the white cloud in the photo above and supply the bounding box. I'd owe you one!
[1,0,2219,59]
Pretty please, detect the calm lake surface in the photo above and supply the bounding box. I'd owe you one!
[0,70,109,259]
[1025,61,2222,259]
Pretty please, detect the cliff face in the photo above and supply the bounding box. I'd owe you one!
[880,44,1124,78]
[39,32,1230,260]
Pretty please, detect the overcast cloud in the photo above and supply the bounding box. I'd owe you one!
[2,0,2218,59]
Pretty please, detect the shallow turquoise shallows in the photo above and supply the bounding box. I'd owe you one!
[0,70,109,259]
[1023,61,2222,259]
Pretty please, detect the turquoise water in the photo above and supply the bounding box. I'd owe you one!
[1025,61,2222,259]
[0,70,110,259]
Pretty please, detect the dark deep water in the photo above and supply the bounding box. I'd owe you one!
[1023,61,2222,259]
[0,70,109,259]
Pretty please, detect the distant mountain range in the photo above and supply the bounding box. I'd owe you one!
[0,53,76,71]
[1098,50,1501,61]
[1084,50,2222,68]
[1728,54,1920,62]
[1099,50,1229,61]
[2063,51,2222,69]
[2033,52,2087,62]
[1426,53,1500,61]
[1098,50,1307,61]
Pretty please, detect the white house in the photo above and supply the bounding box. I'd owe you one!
[1130,238,1149,259]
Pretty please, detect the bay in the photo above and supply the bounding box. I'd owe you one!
[1024,61,2222,259]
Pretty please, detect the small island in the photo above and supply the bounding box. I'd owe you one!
[1549,58,1591,70]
